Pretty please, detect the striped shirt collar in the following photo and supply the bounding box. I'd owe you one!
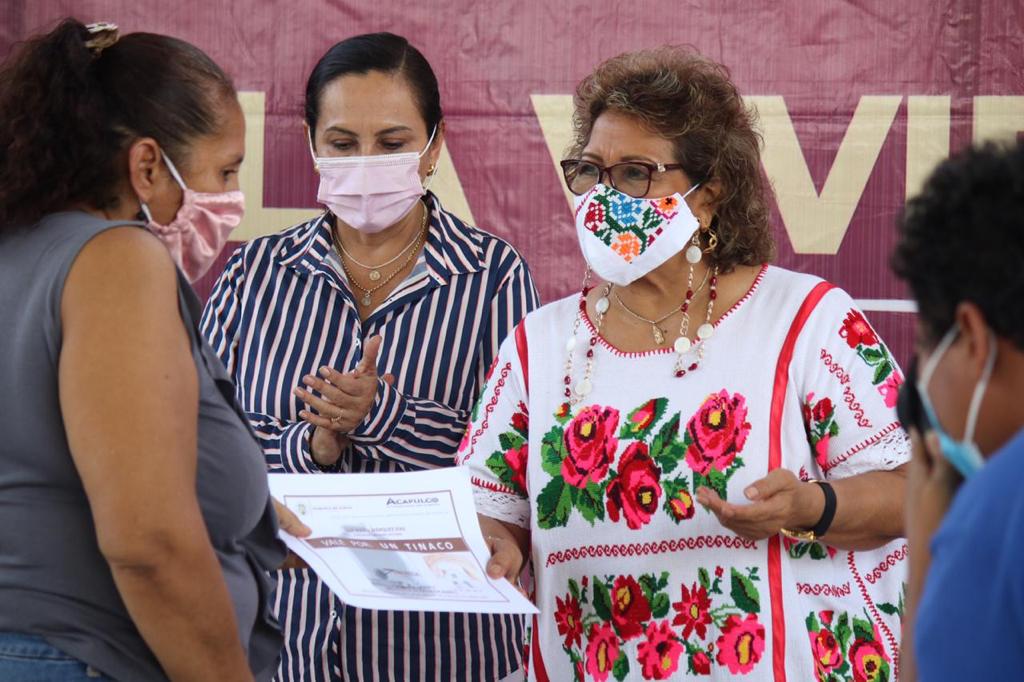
[275,193,486,285]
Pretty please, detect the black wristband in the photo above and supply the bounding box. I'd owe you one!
[810,481,837,538]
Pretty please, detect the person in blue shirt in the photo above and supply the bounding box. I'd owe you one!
[892,140,1024,681]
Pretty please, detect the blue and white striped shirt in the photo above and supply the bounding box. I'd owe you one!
[201,194,539,681]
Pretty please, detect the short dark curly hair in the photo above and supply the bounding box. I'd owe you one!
[892,141,1024,349]
[568,46,774,273]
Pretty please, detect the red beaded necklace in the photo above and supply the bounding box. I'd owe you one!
[562,255,719,404]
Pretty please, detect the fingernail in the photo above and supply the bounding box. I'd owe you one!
[744,486,759,500]
[302,377,315,386]
[319,367,330,377]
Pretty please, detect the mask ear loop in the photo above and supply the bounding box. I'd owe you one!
[419,125,441,192]
[962,329,998,444]
[138,148,187,222]
[417,125,439,159]
[160,152,188,191]
[919,325,960,391]
[308,135,319,171]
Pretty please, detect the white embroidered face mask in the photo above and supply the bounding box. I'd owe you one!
[310,127,436,234]
[573,182,701,286]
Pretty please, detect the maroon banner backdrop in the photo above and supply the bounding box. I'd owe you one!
[4,1,1023,365]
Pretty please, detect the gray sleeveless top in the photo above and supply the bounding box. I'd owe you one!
[0,212,286,680]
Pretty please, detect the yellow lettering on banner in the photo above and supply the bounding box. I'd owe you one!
[429,143,476,225]
[234,92,474,241]
[531,94,578,210]
[751,95,901,254]
[973,96,1024,144]
[532,93,906,255]
[236,92,318,241]
[906,96,951,199]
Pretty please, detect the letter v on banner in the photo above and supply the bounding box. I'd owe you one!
[748,95,901,255]
[533,93,901,256]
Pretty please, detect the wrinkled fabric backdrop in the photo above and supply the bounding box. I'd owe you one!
[4,1,1023,365]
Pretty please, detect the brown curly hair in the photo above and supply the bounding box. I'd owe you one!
[569,46,774,272]
[0,18,235,231]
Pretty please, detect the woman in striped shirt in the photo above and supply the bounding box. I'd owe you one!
[201,33,538,681]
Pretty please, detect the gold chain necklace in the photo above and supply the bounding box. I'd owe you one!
[612,267,711,344]
[334,208,425,282]
[334,208,428,307]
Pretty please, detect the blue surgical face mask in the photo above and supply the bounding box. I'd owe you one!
[916,325,997,477]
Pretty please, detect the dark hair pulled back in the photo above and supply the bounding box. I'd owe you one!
[0,18,236,229]
[304,32,442,141]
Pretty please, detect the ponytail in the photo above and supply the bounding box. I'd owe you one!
[0,18,235,230]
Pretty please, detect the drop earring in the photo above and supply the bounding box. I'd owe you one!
[685,229,703,264]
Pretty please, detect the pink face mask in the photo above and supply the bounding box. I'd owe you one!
[311,127,436,234]
[140,152,245,283]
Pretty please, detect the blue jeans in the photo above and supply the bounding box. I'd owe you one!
[0,632,112,681]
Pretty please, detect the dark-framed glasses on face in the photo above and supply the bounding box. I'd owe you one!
[560,159,685,199]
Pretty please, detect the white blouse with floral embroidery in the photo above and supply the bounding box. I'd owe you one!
[458,265,908,682]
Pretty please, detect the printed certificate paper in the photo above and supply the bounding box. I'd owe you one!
[268,467,538,615]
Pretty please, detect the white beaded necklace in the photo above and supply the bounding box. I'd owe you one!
[562,247,719,404]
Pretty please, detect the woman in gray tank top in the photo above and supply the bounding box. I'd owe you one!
[0,19,308,681]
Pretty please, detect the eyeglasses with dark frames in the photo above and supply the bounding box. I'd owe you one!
[560,159,687,199]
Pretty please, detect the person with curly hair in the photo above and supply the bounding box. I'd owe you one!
[459,47,910,680]
[894,141,1024,682]
[0,18,308,681]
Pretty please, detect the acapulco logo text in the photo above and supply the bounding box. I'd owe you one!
[385,496,439,506]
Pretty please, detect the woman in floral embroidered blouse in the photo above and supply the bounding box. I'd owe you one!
[458,47,909,682]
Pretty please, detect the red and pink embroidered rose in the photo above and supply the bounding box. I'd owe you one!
[812,397,834,423]
[511,410,528,436]
[584,622,619,682]
[715,613,765,674]
[456,429,471,462]
[840,310,878,348]
[606,443,662,529]
[554,593,584,650]
[628,399,659,434]
[809,628,843,675]
[691,650,711,675]
[685,390,751,476]
[814,434,831,470]
[850,638,890,682]
[668,489,696,521]
[878,371,903,409]
[610,575,651,640]
[562,406,620,488]
[583,203,606,233]
[637,620,684,680]
[672,582,712,640]
[504,443,528,494]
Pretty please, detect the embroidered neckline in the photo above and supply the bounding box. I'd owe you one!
[579,264,769,359]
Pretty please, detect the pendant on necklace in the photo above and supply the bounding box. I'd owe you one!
[652,325,666,345]
[368,270,382,282]
[361,293,372,306]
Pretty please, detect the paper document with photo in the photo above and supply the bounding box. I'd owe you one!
[268,467,538,614]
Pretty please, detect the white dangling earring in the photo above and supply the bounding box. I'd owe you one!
[685,230,703,264]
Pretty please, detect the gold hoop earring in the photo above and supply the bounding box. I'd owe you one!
[707,229,719,253]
